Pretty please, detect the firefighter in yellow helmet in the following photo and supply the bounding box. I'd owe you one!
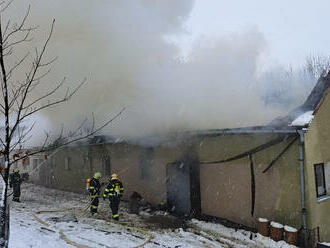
[89,172,102,214]
[103,173,124,221]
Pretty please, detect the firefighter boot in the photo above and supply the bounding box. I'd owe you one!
[112,214,119,221]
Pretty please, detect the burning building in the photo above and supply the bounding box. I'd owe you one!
[19,72,330,245]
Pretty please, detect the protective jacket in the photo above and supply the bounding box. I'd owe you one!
[103,179,124,199]
[89,177,101,196]
[10,172,21,187]
[89,177,101,213]
[103,179,124,220]
[9,172,22,202]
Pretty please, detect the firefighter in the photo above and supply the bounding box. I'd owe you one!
[89,172,102,214]
[103,173,124,221]
[10,168,22,202]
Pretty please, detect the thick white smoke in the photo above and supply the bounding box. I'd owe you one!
[6,0,313,143]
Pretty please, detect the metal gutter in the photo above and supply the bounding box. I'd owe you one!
[297,128,308,246]
[189,128,298,137]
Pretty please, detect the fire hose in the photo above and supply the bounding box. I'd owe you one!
[95,211,153,248]
[29,172,152,247]
[33,200,153,248]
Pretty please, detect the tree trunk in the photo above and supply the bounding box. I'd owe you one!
[0,160,10,247]
[0,188,9,247]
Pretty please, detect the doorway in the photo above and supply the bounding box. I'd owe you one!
[166,162,191,216]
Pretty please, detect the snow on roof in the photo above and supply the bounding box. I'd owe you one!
[269,71,330,128]
[290,111,314,127]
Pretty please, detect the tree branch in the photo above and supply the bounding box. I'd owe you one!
[3,5,31,43]
[9,107,126,165]
[9,19,55,141]
[18,78,86,123]
[7,52,29,80]
[0,0,13,13]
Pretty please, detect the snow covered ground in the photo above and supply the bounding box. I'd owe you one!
[7,183,297,248]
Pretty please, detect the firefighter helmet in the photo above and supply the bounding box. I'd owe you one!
[13,168,19,173]
[111,173,118,180]
[93,172,102,179]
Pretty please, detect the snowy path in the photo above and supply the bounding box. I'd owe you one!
[7,183,296,248]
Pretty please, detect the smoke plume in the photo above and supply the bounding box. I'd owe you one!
[7,0,314,142]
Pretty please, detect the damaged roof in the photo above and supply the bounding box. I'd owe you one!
[268,71,330,128]
[84,125,297,148]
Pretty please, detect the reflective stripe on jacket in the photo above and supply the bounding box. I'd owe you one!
[89,177,101,196]
[103,179,124,198]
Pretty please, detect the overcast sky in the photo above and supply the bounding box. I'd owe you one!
[182,0,329,70]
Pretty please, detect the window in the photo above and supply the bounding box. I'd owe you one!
[315,163,326,197]
[83,156,89,167]
[325,162,330,194]
[22,158,26,166]
[140,149,154,179]
[33,159,38,169]
[64,157,71,170]
[50,157,55,168]
[314,162,330,199]
[23,158,30,166]
[102,156,111,176]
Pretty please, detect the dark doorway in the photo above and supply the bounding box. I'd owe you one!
[167,162,191,216]
[166,159,201,217]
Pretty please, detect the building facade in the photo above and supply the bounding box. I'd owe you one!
[15,73,330,244]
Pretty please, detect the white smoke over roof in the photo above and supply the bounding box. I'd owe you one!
[7,0,314,144]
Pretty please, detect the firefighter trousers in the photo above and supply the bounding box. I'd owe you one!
[12,184,21,202]
[90,196,99,213]
[109,197,121,220]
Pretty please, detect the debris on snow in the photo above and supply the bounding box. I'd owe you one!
[46,213,78,223]
[190,219,297,248]
[7,183,298,247]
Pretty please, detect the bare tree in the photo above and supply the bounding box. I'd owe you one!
[0,3,123,247]
[304,54,330,80]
